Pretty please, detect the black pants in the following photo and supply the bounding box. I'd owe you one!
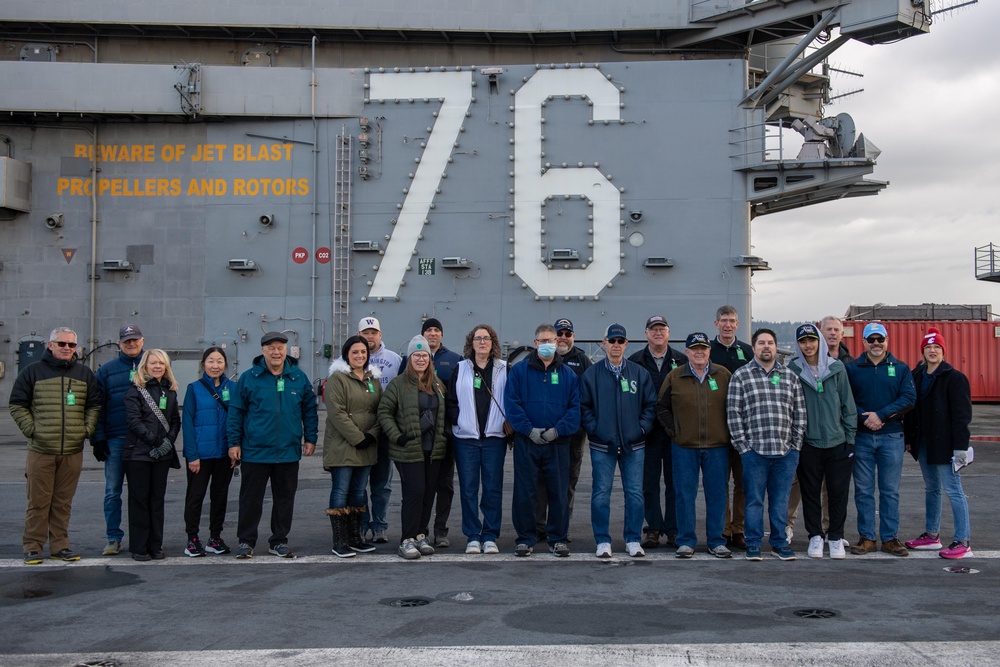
[432,437,455,537]
[395,454,442,542]
[125,459,170,555]
[236,461,299,548]
[184,457,234,539]
[537,429,586,533]
[797,442,853,542]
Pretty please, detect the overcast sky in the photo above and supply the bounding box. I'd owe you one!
[751,0,999,322]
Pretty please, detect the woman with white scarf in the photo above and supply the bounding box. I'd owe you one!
[445,324,508,555]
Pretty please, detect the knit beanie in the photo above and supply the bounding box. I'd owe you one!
[407,335,431,357]
[421,318,443,334]
[921,327,946,353]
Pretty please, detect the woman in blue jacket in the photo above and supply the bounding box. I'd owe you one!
[181,347,236,557]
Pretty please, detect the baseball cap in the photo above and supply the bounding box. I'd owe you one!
[645,315,669,329]
[685,332,711,348]
[119,324,143,342]
[863,322,888,339]
[358,316,381,332]
[795,324,820,341]
[605,323,627,340]
[261,331,288,346]
[554,318,573,332]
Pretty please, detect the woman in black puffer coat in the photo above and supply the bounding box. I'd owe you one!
[123,349,181,561]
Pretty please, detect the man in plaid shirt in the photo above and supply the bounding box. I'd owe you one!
[726,328,806,561]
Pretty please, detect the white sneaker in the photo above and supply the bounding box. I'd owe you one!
[626,542,645,557]
[465,540,482,554]
[808,535,824,558]
[595,542,612,559]
[829,538,847,559]
[483,541,499,554]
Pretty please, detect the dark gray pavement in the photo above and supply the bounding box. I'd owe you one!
[1,408,998,666]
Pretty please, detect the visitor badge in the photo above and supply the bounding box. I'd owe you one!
[736,348,745,361]
[277,378,285,392]
[550,372,559,385]
[707,377,718,391]
[887,365,896,377]
[158,395,167,409]
[66,391,76,406]
[474,376,482,389]
[670,360,678,369]
[129,369,136,381]
[770,374,780,386]
[816,380,824,393]
[221,387,230,401]
[621,378,630,392]
[367,380,375,393]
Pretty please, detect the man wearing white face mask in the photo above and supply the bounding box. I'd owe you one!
[504,323,581,557]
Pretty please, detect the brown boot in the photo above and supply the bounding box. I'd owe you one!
[880,538,909,557]
[850,538,877,555]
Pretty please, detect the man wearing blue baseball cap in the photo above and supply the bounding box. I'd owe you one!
[844,322,915,557]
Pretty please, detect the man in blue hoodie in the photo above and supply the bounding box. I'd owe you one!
[92,324,145,556]
[505,323,580,557]
[581,324,657,559]
[227,331,318,559]
[845,322,915,557]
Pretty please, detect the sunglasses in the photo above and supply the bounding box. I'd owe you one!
[608,338,626,345]
[54,341,78,349]
[556,330,574,337]
[865,336,886,344]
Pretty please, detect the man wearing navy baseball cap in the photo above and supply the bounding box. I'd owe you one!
[844,322,915,557]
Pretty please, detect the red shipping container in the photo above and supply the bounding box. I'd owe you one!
[843,321,1000,403]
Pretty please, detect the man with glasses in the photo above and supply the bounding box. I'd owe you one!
[10,328,102,564]
[581,324,657,558]
[505,323,580,557]
[535,318,591,542]
[92,324,146,556]
[709,306,753,551]
[629,315,686,549]
[845,322,915,557]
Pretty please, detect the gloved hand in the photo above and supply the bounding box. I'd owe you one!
[541,428,559,443]
[953,450,968,466]
[396,434,412,448]
[529,428,545,445]
[356,433,377,450]
[149,438,173,460]
[92,441,109,462]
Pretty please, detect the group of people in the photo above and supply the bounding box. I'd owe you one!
[10,306,974,563]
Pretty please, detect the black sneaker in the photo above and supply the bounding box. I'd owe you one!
[185,538,206,558]
[236,543,253,559]
[205,537,231,554]
[549,542,570,557]
[268,543,296,558]
[514,543,532,557]
[50,548,81,562]
[24,551,43,565]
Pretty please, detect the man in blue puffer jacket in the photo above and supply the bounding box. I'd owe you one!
[227,332,318,559]
[505,323,580,557]
[92,324,145,556]
[581,324,657,559]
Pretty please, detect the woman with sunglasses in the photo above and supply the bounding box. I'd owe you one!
[378,335,448,559]
[123,349,181,561]
[445,325,508,555]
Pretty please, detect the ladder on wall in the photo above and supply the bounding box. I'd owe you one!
[332,127,353,348]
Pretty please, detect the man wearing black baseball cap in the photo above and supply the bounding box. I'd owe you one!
[92,323,146,556]
[227,331,318,559]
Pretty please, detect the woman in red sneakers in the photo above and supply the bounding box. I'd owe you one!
[903,328,973,559]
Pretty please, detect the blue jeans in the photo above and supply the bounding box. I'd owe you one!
[672,444,729,549]
[917,446,970,542]
[103,437,127,541]
[853,431,904,541]
[591,446,645,545]
[362,436,392,532]
[642,437,677,536]
[454,437,507,543]
[512,437,569,546]
[328,465,372,509]
[741,448,799,549]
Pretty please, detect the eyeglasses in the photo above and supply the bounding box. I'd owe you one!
[865,336,886,344]
[54,341,78,349]
[472,336,491,343]
[556,330,574,337]
[608,338,626,345]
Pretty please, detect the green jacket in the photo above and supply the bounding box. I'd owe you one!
[9,349,102,455]
[322,359,383,468]
[788,357,857,448]
[377,373,447,464]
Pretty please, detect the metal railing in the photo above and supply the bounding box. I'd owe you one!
[975,242,1000,281]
